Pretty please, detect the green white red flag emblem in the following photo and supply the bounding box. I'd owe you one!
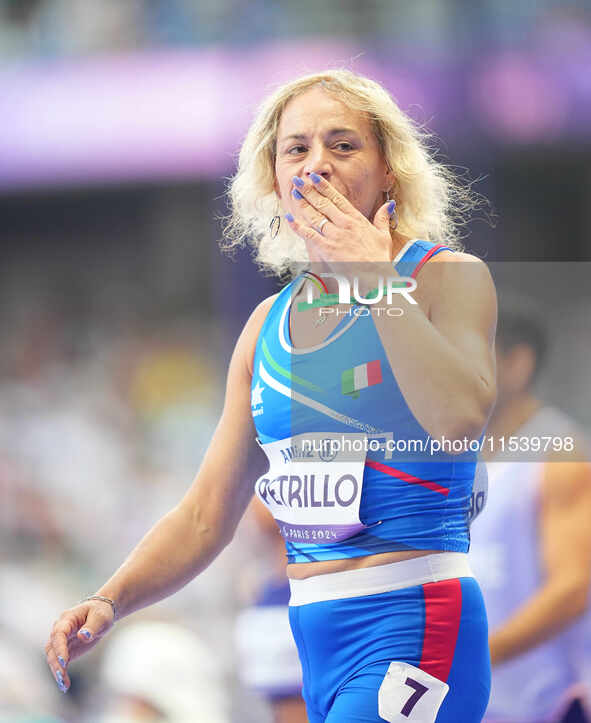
[341,360,383,398]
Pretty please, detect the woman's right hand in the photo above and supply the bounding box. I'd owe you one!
[42,295,275,695]
[44,598,115,693]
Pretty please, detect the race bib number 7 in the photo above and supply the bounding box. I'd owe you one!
[378,662,449,723]
[255,432,368,543]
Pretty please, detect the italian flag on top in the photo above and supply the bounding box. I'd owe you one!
[341,360,383,398]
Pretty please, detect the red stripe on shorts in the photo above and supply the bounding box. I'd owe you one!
[364,459,450,496]
[411,244,447,278]
[419,578,462,682]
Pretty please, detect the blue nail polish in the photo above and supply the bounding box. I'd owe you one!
[387,200,396,215]
[292,176,304,188]
[292,188,303,200]
[285,213,294,222]
[81,629,92,640]
[56,670,66,692]
[58,656,66,667]
[310,172,322,184]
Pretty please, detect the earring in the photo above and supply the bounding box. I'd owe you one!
[269,215,281,239]
[385,190,398,231]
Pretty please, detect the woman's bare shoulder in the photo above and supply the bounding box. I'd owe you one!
[430,249,485,265]
[421,250,491,284]
[417,250,495,320]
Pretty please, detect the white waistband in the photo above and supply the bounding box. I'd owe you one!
[288,552,473,606]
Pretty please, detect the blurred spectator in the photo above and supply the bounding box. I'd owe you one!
[94,619,229,722]
[35,0,143,57]
[1,0,590,59]
[470,294,591,723]
[235,500,305,723]
[0,305,242,718]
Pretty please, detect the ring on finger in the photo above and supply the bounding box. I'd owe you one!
[316,218,329,235]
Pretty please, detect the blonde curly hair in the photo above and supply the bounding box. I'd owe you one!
[222,69,483,278]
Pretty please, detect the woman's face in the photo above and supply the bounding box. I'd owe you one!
[274,86,392,220]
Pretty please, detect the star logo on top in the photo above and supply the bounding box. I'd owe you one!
[251,380,265,416]
[341,360,383,398]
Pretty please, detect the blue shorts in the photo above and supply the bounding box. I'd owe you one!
[288,554,490,722]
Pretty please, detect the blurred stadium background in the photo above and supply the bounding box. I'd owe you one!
[1,1,590,721]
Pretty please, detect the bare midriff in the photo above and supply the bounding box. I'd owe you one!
[287,548,445,579]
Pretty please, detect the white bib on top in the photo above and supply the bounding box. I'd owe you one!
[255,432,368,544]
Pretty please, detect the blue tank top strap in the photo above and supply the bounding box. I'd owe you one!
[282,276,303,345]
[264,277,298,347]
[394,239,453,278]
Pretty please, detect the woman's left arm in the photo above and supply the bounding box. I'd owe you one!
[366,254,498,441]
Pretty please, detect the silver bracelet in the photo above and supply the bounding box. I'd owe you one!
[80,595,118,621]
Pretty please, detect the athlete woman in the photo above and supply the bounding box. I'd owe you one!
[45,70,497,722]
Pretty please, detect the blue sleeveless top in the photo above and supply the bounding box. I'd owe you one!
[251,240,477,563]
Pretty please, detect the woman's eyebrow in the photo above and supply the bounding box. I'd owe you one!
[279,133,308,144]
[279,128,360,144]
[325,127,359,138]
